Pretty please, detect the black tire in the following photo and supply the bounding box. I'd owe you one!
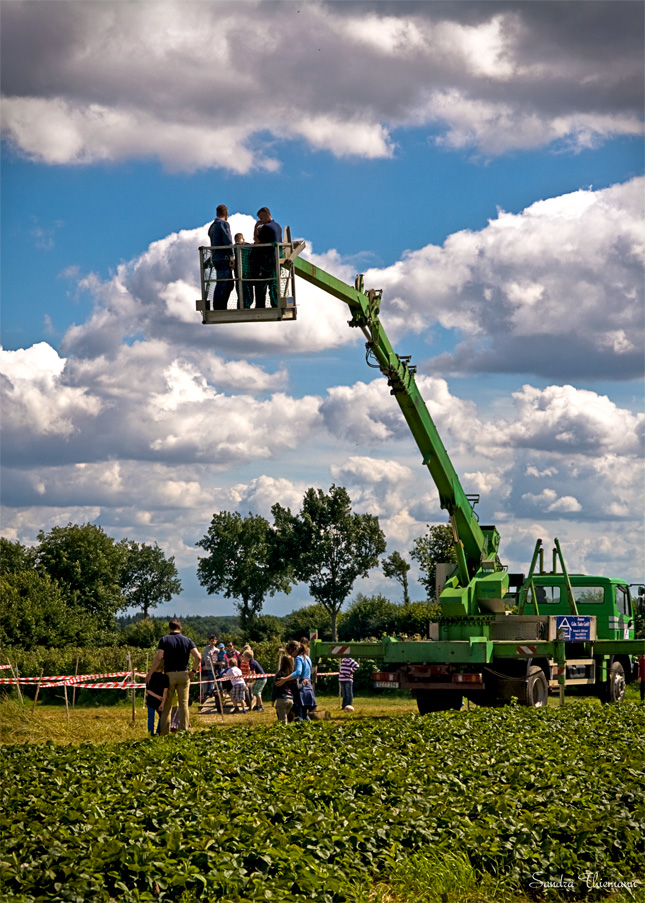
[416,691,463,714]
[605,661,626,703]
[524,666,549,707]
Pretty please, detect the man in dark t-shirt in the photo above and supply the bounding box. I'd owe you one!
[147,620,201,735]
[254,207,282,309]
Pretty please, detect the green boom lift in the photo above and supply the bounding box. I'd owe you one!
[197,233,645,711]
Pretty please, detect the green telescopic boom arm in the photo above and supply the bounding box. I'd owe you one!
[291,254,496,579]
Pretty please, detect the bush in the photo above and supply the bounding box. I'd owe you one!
[338,594,440,641]
[0,571,107,649]
[339,593,397,640]
[394,600,441,637]
[245,614,284,643]
[118,617,166,648]
[281,602,336,641]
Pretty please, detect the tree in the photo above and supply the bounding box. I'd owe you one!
[272,485,386,641]
[119,617,167,649]
[338,594,441,641]
[0,570,100,649]
[36,523,128,630]
[0,537,37,575]
[245,614,284,643]
[395,600,441,637]
[410,524,456,599]
[339,593,398,640]
[196,511,293,633]
[282,602,335,642]
[120,542,182,618]
[382,551,411,605]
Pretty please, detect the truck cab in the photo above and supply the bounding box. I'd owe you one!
[529,576,637,642]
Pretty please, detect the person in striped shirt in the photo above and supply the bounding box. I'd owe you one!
[339,657,359,710]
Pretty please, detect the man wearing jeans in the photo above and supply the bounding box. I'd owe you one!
[147,620,201,735]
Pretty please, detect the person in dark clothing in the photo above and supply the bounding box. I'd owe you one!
[145,663,169,736]
[271,654,295,724]
[241,650,267,711]
[207,204,234,310]
[254,207,282,309]
[147,620,201,735]
[276,640,303,720]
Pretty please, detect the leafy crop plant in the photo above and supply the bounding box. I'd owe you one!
[1,702,643,903]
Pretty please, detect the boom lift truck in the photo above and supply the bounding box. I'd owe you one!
[197,234,645,711]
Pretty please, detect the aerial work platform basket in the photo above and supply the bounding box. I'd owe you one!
[196,228,304,324]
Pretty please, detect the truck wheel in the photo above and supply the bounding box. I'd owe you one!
[605,662,626,703]
[416,692,463,714]
[525,666,549,707]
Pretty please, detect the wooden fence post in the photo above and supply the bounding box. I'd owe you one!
[128,653,136,725]
[72,656,80,709]
[8,660,23,704]
[63,682,70,723]
[32,669,44,712]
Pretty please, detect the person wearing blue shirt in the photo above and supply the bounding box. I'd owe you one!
[254,207,282,309]
[276,639,316,721]
[207,204,234,310]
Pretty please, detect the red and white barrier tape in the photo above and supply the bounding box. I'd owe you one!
[0,670,146,685]
[2,670,340,689]
[208,671,340,682]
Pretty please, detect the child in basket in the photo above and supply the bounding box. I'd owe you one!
[222,657,247,713]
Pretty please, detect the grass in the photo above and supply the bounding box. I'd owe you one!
[369,850,534,903]
[1,683,642,746]
[0,693,418,746]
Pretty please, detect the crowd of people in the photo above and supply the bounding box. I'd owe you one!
[143,620,361,737]
[206,205,283,311]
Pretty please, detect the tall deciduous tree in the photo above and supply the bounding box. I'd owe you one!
[272,485,386,641]
[120,542,182,618]
[196,511,293,632]
[382,551,411,605]
[0,570,99,649]
[0,537,37,574]
[410,524,456,599]
[36,523,128,629]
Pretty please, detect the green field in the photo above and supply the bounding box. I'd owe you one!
[1,697,644,903]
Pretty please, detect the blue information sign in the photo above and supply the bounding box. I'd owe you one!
[556,615,593,641]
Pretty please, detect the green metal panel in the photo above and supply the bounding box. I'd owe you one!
[593,639,645,655]
[311,640,386,660]
[382,639,493,664]
[491,641,558,659]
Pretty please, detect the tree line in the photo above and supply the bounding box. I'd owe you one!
[0,525,181,649]
[1,484,456,648]
[197,484,454,639]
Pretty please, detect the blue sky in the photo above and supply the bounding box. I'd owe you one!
[1,0,644,618]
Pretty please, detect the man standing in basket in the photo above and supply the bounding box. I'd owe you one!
[254,207,282,309]
[207,204,234,310]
